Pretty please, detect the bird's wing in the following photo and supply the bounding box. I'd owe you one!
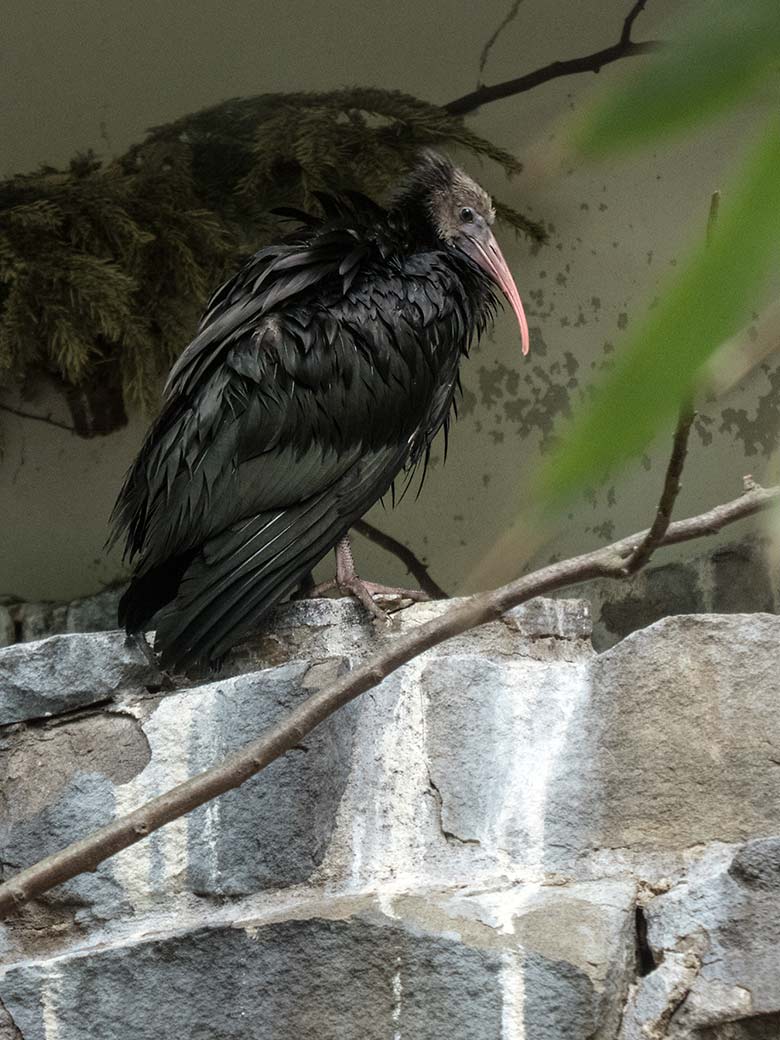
[114,249,473,669]
[113,196,386,560]
[151,439,410,668]
[165,192,388,397]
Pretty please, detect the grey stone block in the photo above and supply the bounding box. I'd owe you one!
[186,659,356,895]
[314,634,595,888]
[508,879,636,1040]
[546,614,780,857]
[224,595,594,676]
[14,603,68,644]
[421,653,591,866]
[0,585,125,649]
[0,631,160,725]
[711,542,775,615]
[1,913,504,1040]
[622,837,780,1037]
[0,609,13,650]
[1,881,634,1040]
[1,773,130,921]
[65,585,125,634]
[598,561,703,647]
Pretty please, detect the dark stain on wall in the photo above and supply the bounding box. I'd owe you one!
[719,365,780,457]
[467,332,583,450]
[598,561,702,647]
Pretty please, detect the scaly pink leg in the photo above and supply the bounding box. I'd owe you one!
[307,535,429,619]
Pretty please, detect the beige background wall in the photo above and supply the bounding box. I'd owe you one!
[1,0,775,603]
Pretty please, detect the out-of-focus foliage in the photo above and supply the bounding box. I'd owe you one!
[541,0,780,504]
[0,153,230,413]
[0,89,543,418]
[577,0,780,157]
[542,121,780,501]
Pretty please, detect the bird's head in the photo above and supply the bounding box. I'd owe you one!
[398,150,529,355]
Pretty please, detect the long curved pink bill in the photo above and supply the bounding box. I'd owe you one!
[474,235,530,356]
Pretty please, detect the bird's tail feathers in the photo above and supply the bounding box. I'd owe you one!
[118,550,197,636]
[153,493,346,671]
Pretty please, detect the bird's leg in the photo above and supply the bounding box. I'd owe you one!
[307,534,429,619]
[333,536,390,620]
[125,631,174,690]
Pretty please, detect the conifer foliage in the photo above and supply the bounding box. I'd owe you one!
[0,88,543,436]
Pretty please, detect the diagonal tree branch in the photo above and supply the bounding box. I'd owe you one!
[445,0,662,116]
[620,190,716,576]
[623,402,696,575]
[620,0,651,45]
[1,471,777,918]
[477,0,527,85]
[351,519,448,599]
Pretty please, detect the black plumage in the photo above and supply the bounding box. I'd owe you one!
[111,151,528,670]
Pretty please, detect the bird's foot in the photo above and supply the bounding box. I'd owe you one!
[305,535,429,621]
[307,576,429,621]
[359,580,430,608]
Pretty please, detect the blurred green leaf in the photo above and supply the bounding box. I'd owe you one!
[539,116,780,504]
[577,0,780,156]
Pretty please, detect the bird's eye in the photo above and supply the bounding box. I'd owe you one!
[460,207,475,224]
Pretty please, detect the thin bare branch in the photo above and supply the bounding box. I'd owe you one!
[621,0,651,46]
[477,0,527,84]
[446,1,661,117]
[624,189,717,573]
[0,402,76,434]
[1,475,777,918]
[351,519,448,600]
[623,403,696,574]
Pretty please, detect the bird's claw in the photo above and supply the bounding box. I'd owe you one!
[305,575,429,620]
[360,581,430,608]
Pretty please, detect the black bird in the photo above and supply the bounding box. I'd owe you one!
[111,151,529,671]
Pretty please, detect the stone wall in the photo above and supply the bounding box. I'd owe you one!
[1,598,780,1038]
[575,535,780,651]
[0,585,125,648]
[3,534,778,657]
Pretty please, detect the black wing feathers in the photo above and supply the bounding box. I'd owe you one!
[166,193,391,396]
[112,192,494,669]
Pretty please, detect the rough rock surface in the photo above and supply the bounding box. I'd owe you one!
[621,838,780,1038]
[2,532,776,654]
[0,586,125,648]
[2,882,635,1040]
[566,534,780,650]
[1,600,779,1038]
[0,631,160,726]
